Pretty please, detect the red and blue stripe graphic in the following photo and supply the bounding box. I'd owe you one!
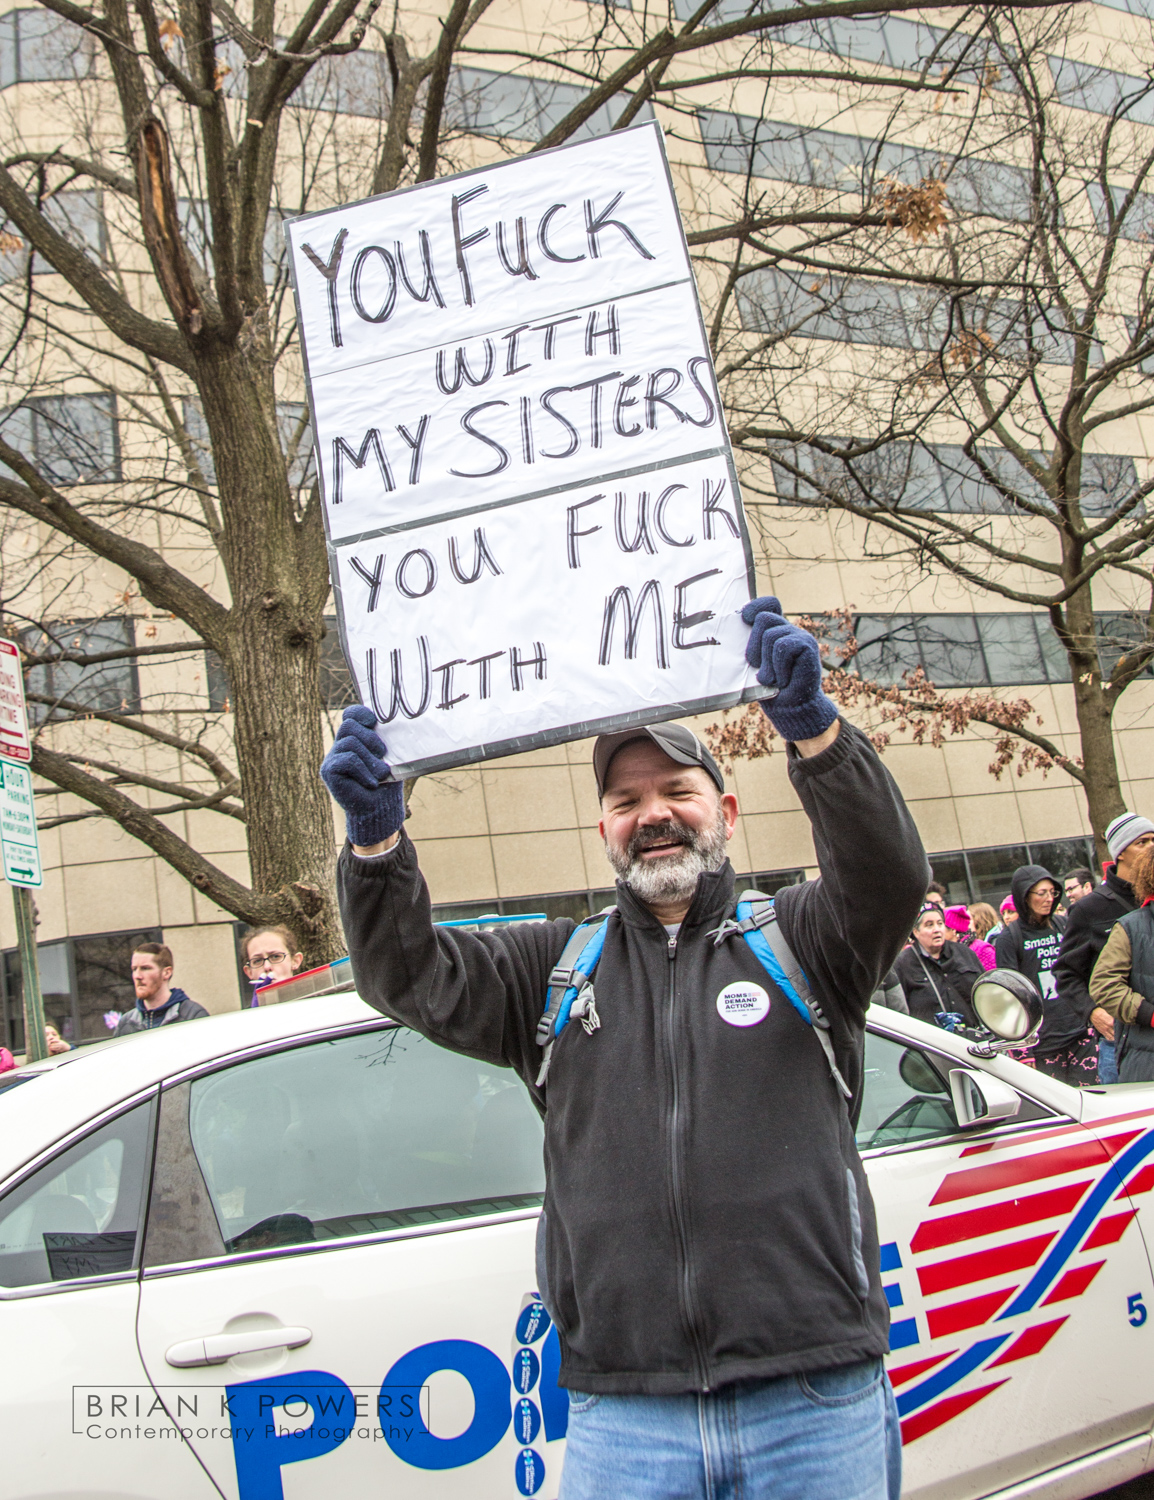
[881,1120,1154,1444]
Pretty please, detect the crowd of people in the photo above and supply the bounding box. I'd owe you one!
[885,810,1154,1086]
[0,924,307,1070]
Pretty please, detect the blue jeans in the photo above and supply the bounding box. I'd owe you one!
[1099,1037,1119,1084]
[559,1358,901,1500]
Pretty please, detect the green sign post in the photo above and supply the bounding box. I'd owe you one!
[0,638,46,1063]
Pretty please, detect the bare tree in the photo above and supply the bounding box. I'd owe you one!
[699,4,1154,857]
[0,0,1060,958]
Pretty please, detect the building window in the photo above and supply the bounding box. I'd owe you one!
[675,5,1007,86]
[847,611,1151,688]
[279,402,317,490]
[930,837,1097,906]
[699,110,1031,221]
[176,198,287,284]
[449,67,651,144]
[770,441,1138,518]
[0,8,93,86]
[0,188,104,284]
[21,617,139,724]
[430,869,806,926]
[1,926,162,1050]
[288,46,392,117]
[205,649,229,712]
[0,391,119,484]
[181,398,313,488]
[1085,181,1154,243]
[1049,56,1154,126]
[737,267,1079,364]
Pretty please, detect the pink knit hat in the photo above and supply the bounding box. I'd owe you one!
[1000,894,1016,914]
[943,905,971,933]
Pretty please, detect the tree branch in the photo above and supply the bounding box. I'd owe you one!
[31,741,270,920]
[2,152,136,197]
[19,640,209,669]
[55,750,241,808]
[0,461,229,649]
[26,693,237,787]
[0,169,193,374]
[416,0,476,182]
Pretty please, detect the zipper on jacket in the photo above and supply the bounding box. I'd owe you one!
[663,931,711,1391]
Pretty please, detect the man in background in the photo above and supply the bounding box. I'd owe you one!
[1064,869,1096,907]
[114,942,207,1035]
[1055,813,1154,1084]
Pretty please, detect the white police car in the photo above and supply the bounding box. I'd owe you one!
[2,950,1153,1500]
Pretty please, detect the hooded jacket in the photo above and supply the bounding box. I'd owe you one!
[1052,866,1138,1049]
[336,721,929,1396]
[113,987,207,1035]
[995,867,1066,1049]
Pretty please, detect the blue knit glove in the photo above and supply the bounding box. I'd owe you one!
[320,705,406,847]
[742,595,838,742]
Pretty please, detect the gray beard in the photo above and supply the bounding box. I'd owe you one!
[605,807,730,907]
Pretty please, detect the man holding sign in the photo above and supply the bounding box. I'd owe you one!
[322,597,928,1498]
[287,122,770,780]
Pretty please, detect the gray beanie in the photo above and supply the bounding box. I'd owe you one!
[1106,811,1154,861]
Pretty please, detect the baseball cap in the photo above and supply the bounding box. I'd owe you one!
[593,723,725,798]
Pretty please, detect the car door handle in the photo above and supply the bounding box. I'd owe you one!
[165,1326,312,1368]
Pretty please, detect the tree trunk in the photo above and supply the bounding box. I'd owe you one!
[1071,679,1127,867]
[197,344,341,964]
[1065,588,1127,867]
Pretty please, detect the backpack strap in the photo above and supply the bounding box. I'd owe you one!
[535,910,613,1086]
[711,892,852,1101]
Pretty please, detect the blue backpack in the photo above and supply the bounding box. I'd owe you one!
[534,893,851,1098]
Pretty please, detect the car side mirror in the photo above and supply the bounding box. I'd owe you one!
[970,968,1044,1046]
[899,1048,949,1096]
[949,1067,1022,1129]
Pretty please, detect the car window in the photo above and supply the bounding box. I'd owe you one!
[0,1097,155,1289]
[857,1031,960,1152]
[858,1031,1057,1153]
[187,1028,545,1256]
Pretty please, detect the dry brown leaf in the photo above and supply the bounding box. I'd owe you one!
[946,328,996,368]
[213,61,232,89]
[877,176,949,242]
[0,230,23,253]
[158,17,183,49]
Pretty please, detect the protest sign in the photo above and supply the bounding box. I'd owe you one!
[286,121,768,777]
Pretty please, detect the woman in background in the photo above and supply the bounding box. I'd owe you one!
[242,925,305,1005]
[944,905,997,970]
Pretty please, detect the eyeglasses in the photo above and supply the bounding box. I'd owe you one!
[244,951,288,968]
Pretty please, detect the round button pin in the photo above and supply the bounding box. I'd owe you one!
[716,980,771,1027]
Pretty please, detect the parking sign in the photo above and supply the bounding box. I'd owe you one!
[0,760,41,887]
[0,638,30,764]
[0,642,40,886]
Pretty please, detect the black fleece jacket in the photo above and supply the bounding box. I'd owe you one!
[336,720,929,1395]
[894,940,984,1026]
[1052,867,1138,1048]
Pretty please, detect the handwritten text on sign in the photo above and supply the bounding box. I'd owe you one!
[287,124,764,776]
